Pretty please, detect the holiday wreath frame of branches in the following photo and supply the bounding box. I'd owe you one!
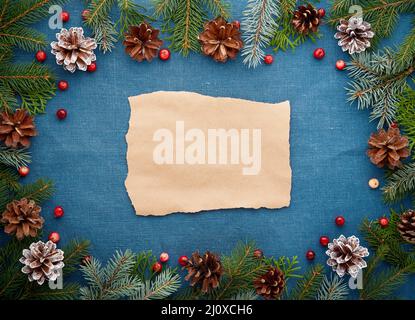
[0,0,415,300]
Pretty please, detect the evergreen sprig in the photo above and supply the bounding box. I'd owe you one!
[241,0,280,68]
[328,0,415,48]
[316,274,349,300]
[84,0,150,53]
[382,163,415,204]
[270,0,322,53]
[289,264,324,300]
[15,178,54,205]
[397,83,415,155]
[346,48,414,129]
[132,269,181,300]
[80,250,142,300]
[154,0,230,56]
[0,146,31,168]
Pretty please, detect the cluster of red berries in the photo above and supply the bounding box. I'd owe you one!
[151,253,189,273]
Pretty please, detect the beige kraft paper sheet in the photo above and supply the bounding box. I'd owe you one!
[125,91,291,216]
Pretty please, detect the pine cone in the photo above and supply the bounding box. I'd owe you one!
[253,267,285,300]
[0,109,37,148]
[1,198,44,240]
[123,22,163,62]
[184,251,224,293]
[367,127,409,170]
[51,27,97,73]
[326,235,369,278]
[198,17,243,63]
[292,4,322,34]
[334,16,375,54]
[397,210,415,244]
[20,240,64,285]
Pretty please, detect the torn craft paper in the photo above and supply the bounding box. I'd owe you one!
[125,91,291,216]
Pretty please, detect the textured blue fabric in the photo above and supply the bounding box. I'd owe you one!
[3,0,414,298]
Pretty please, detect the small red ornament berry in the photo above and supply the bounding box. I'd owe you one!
[152,262,163,273]
[82,255,92,265]
[379,217,389,228]
[319,236,330,247]
[318,8,326,18]
[35,50,47,63]
[178,255,188,266]
[313,48,325,60]
[60,11,70,23]
[336,59,346,70]
[391,122,398,128]
[159,48,171,61]
[18,166,30,177]
[234,20,241,29]
[48,231,60,243]
[58,80,68,91]
[306,250,315,261]
[335,215,345,226]
[54,206,64,218]
[253,249,263,259]
[87,62,97,72]
[81,9,90,20]
[56,108,67,120]
[160,252,169,263]
[264,54,274,65]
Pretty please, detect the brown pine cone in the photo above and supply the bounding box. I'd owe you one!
[198,17,243,63]
[1,198,44,240]
[123,22,163,62]
[367,127,409,170]
[0,109,37,148]
[292,4,322,34]
[397,210,415,244]
[253,267,285,300]
[184,251,224,293]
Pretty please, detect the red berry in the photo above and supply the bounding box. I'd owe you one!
[18,166,30,177]
[152,262,163,273]
[81,9,90,20]
[234,20,241,29]
[319,236,330,247]
[318,8,326,18]
[306,250,315,261]
[335,215,345,226]
[54,206,64,218]
[58,80,68,91]
[391,122,398,128]
[159,48,171,61]
[56,108,67,120]
[87,62,97,72]
[313,48,325,60]
[264,54,274,65]
[82,255,92,265]
[48,232,60,243]
[178,255,188,266]
[35,50,47,63]
[336,59,346,70]
[60,11,70,23]
[253,249,263,259]
[379,217,389,228]
[159,252,169,263]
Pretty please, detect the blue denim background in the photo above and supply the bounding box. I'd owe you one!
[2,0,414,298]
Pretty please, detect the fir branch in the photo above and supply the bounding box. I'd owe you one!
[0,164,20,211]
[230,290,258,300]
[132,269,181,300]
[131,251,157,282]
[116,0,151,37]
[0,83,16,112]
[62,239,91,275]
[210,242,267,300]
[0,146,31,168]
[15,178,54,204]
[202,0,230,19]
[289,264,324,300]
[241,0,280,68]
[0,26,46,51]
[316,274,349,300]
[264,255,302,280]
[396,83,415,155]
[382,162,415,203]
[346,49,414,128]
[21,283,80,300]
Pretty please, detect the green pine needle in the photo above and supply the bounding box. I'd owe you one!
[396,83,415,155]
[316,275,349,300]
[0,146,31,168]
[382,163,415,203]
[15,178,55,204]
[289,264,324,300]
